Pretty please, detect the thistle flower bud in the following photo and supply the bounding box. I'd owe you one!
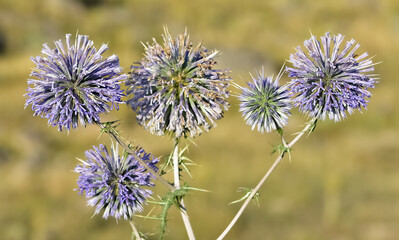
[238,69,291,133]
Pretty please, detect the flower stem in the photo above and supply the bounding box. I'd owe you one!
[96,122,176,191]
[173,138,196,240]
[216,117,318,240]
[129,220,142,240]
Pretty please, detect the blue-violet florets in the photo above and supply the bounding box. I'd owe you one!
[75,144,159,220]
[26,34,126,131]
[286,32,376,121]
[126,28,231,138]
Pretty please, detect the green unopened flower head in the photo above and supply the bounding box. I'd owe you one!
[238,68,291,133]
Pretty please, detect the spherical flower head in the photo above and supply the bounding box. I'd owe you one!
[286,32,377,121]
[126,28,231,138]
[75,143,159,220]
[238,69,291,133]
[25,34,126,131]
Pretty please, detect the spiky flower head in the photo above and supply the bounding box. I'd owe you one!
[25,34,126,131]
[286,32,377,121]
[238,69,291,133]
[75,143,159,220]
[126,28,231,138]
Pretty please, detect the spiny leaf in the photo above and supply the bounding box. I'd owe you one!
[159,187,190,239]
[178,145,197,178]
[161,144,197,178]
[229,187,261,207]
[271,143,291,160]
[99,120,120,135]
[182,184,210,193]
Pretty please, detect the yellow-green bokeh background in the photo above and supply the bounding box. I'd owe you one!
[1,0,398,239]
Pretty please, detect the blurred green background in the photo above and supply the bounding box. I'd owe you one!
[1,0,398,239]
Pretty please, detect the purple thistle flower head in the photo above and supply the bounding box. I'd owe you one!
[238,68,291,133]
[126,27,231,138]
[286,32,377,121]
[25,34,126,131]
[75,143,159,220]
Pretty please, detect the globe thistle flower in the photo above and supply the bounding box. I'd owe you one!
[286,32,377,121]
[238,68,291,133]
[75,143,159,220]
[126,28,231,138]
[25,34,126,131]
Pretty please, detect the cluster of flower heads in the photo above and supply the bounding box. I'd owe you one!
[238,68,291,133]
[75,143,159,220]
[26,30,378,223]
[126,28,231,138]
[286,32,376,121]
[25,34,126,131]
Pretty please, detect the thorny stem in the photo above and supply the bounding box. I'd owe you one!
[173,138,196,240]
[129,221,142,240]
[217,117,318,240]
[96,122,176,191]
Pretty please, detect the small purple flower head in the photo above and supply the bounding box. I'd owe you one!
[238,68,291,133]
[25,34,126,131]
[75,143,159,220]
[126,28,231,138]
[286,32,377,121]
